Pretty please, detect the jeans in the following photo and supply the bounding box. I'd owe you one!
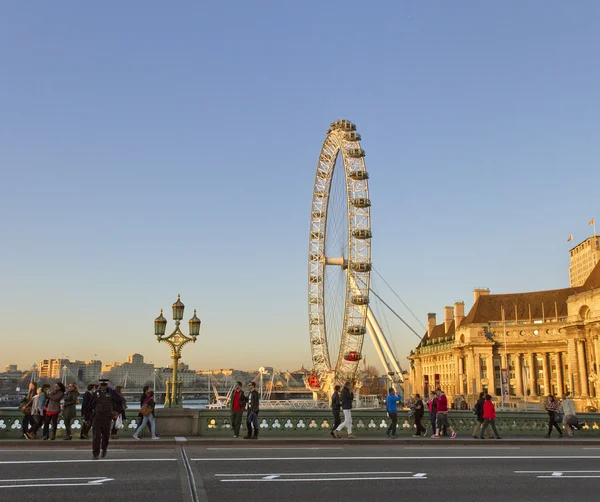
[21,415,34,436]
[43,413,59,439]
[135,413,156,438]
[479,418,500,438]
[414,413,426,435]
[331,410,341,432]
[386,411,398,436]
[429,411,437,432]
[336,409,353,434]
[231,410,243,436]
[246,411,259,436]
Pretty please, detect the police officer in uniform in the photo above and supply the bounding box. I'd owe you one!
[89,378,121,460]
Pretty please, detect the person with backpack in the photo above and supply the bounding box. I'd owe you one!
[330,385,341,438]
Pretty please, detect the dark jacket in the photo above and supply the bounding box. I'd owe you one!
[331,392,341,412]
[139,392,155,416]
[414,399,424,418]
[474,397,485,422]
[62,390,79,419]
[340,387,353,410]
[90,388,121,421]
[81,390,93,418]
[247,390,260,413]
[231,390,246,411]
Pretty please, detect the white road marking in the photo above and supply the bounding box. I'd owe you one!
[551,472,563,476]
[263,475,279,480]
[216,471,413,477]
[0,458,177,465]
[175,437,187,442]
[0,477,114,489]
[516,470,600,479]
[516,470,600,473]
[403,447,520,450]
[221,476,425,483]
[413,473,427,478]
[193,455,600,462]
[207,447,343,451]
[0,449,127,452]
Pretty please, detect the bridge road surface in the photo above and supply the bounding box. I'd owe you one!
[2,444,600,501]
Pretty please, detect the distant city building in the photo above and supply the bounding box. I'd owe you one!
[409,251,600,412]
[569,236,600,287]
[38,359,101,383]
[4,365,18,373]
[102,353,155,387]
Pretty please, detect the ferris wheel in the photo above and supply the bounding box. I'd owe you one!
[308,120,404,391]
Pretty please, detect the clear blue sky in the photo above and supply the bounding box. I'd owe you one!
[1,1,599,374]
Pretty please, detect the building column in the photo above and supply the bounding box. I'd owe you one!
[456,356,464,395]
[542,352,551,396]
[555,352,563,395]
[567,338,580,397]
[487,355,496,396]
[594,336,600,397]
[466,351,474,395]
[515,353,523,397]
[578,340,589,397]
[527,352,537,397]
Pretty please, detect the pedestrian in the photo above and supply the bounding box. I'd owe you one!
[80,383,96,440]
[545,395,563,438]
[230,381,246,438]
[333,381,355,439]
[385,387,401,438]
[560,393,577,437]
[479,394,502,439]
[111,386,127,439]
[27,384,50,439]
[62,382,79,440]
[472,392,491,439]
[138,386,155,438]
[244,381,260,440]
[89,378,122,459]
[133,390,159,440]
[413,393,426,437]
[431,387,457,439]
[330,385,341,438]
[427,391,437,435]
[43,382,65,440]
[19,381,37,439]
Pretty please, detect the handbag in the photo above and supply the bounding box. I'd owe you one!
[567,415,580,429]
[19,401,32,415]
[115,415,124,429]
[140,403,152,417]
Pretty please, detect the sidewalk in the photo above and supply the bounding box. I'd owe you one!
[2,435,600,448]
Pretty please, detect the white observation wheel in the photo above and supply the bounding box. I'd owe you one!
[308,119,372,387]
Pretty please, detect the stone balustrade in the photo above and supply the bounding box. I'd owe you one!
[2,408,600,438]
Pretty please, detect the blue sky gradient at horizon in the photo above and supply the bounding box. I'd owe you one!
[1,2,599,373]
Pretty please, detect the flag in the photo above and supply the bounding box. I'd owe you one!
[589,219,595,226]
[567,234,573,242]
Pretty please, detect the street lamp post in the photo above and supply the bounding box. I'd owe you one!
[154,294,201,408]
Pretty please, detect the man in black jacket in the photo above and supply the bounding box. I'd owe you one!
[333,381,355,439]
[80,383,96,440]
[472,392,491,438]
[330,385,341,438]
[244,382,260,440]
[89,379,122,460]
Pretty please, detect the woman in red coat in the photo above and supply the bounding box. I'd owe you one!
[478,394,502,439]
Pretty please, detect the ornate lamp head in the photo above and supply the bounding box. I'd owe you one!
[189,309,201,339]
[154,309,167,338]
[172,294,185,321]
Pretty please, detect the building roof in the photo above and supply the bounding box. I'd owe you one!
[580,260,600,290]
[462,261,600,325]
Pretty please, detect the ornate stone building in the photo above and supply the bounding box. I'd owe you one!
[409,258,600,411]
